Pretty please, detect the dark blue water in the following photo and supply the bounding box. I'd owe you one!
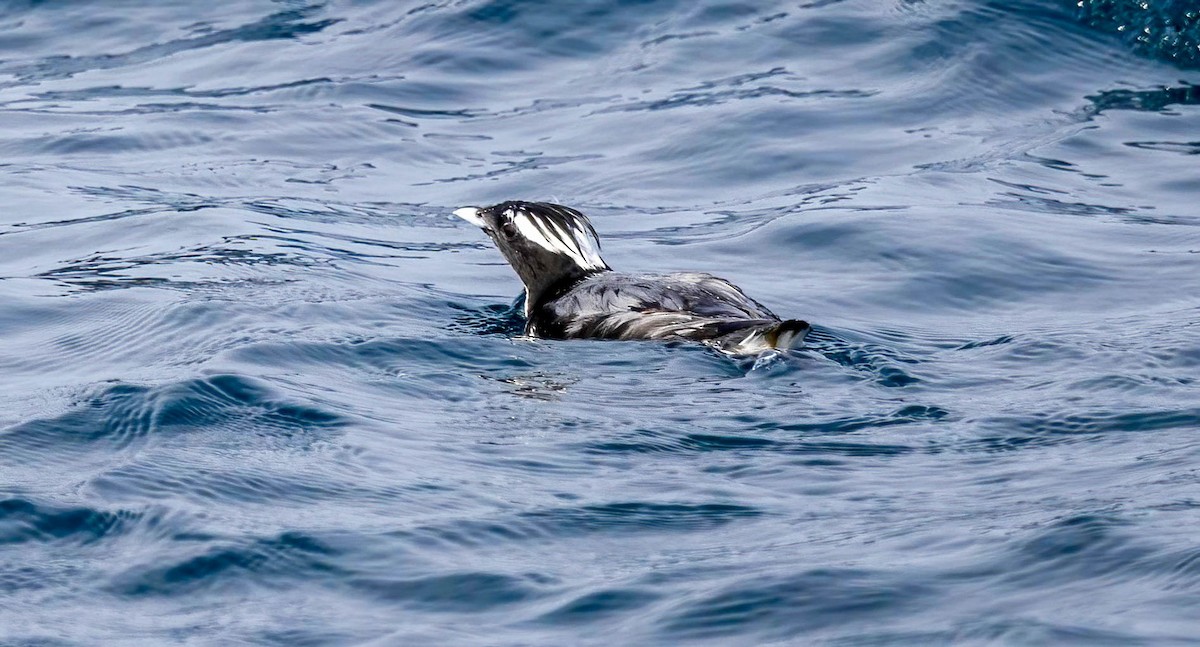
[2,1,1199,644]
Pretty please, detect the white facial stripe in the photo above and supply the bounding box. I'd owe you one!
[512,210,605,270]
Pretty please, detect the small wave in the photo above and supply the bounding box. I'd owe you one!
[537,587,662,625]
[348,572,547,611]
[36,240,320,293]
[91,460,357,507]
[989,406,1200,436]
[418,152,604,186]
[0,5,341,87]
[447,299,526,337]
[1,383,158,465]
[961,407,1200,453]
[657,569,934,641]
[0,375,347,469]
[947,619,1148,644]
[585,401,945,458]
[393,502,764,550]
[0,498,130,546]
[109,530,344,597]
[594,67,874,115]
[1011,514,1140,578]
[587,429,921,459]
[804,328,925,388]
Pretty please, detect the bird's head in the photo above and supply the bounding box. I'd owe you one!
[454,201,610,311]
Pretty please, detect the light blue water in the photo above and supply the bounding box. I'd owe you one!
[2,1,1199,644]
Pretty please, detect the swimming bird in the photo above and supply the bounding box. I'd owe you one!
[454,201,809,354]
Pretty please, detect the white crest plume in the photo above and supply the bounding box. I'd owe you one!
[507,204,608,271]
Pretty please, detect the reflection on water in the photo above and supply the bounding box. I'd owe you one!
[1077,0,1200,69]
[1087,82,1200,113]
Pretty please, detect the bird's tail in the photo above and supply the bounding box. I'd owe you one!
[724,319,811,354]
[767,319,811,350]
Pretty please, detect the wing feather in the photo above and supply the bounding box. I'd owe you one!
[537,271,783,344]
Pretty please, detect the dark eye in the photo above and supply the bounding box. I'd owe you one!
[500,219,518,239]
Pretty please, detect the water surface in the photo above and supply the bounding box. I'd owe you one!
[2,1,1199,644]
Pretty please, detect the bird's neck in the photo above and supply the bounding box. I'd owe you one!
[524,266,610,317]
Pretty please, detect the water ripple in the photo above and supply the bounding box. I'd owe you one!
[0,5,340,87]
[0,498,129,546]
[0,375,347,470]
[658,569,934,641]
[109,531,344,597]
[348,572,547,611]
[409,502,764,548]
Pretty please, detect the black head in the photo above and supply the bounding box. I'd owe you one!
[455,201,611,312]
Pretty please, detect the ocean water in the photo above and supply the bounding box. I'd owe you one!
[2,0,1199,644]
